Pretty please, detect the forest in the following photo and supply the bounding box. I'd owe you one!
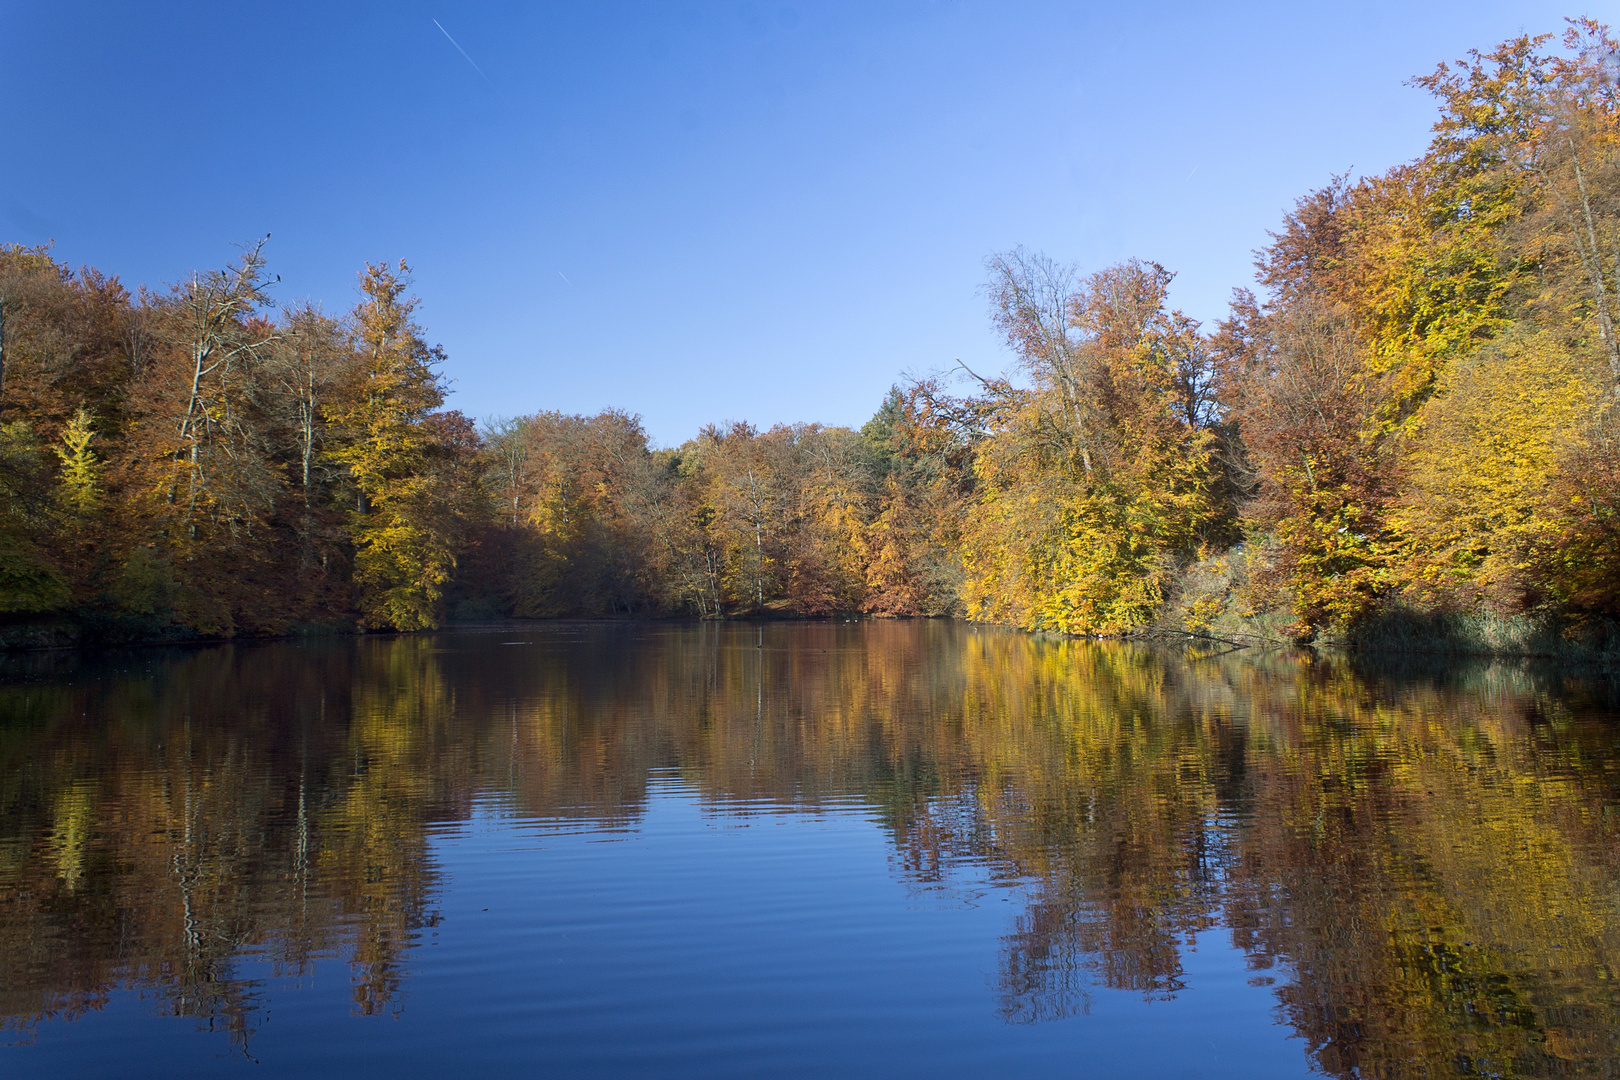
[2,22,1619,651]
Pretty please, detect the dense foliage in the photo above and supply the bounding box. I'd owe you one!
[3,21,1618,645]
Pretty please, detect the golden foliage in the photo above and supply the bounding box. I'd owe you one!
[1399,329,1603,605]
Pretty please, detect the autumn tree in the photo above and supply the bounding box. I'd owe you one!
[960,253,1226,635]
[268,303,355,576]
[1221,300,1401,634]
[477,409,660,617]
[325,261,460,631]
[689,422,796,610]
[857,382,974,616]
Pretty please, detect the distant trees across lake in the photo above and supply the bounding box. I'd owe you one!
[3,21,1619,649]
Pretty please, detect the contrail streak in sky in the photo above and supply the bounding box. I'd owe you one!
[433,18,495,88]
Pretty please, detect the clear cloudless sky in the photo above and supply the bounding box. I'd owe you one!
[0,1,1589,445]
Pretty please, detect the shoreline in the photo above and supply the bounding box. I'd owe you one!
[4,612,1617,670]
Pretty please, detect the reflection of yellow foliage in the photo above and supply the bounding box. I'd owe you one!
[3,625,1618,1074]
[48,782,96,893]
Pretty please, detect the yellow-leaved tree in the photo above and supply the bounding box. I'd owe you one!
[961,253,1226,635]
[327,262,456,630]
[53,407,101,513]
[1398,329,1602,608]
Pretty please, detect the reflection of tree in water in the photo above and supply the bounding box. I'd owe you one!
[0,641,453,1047]
[1224,671,1620,1079]
[992,812,1232,1023]
[949,645,1620,1077]
[866,636,1238,1021]
[2,624,1619,1076]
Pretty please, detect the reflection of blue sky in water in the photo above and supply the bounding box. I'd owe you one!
[12,775,1303,1079]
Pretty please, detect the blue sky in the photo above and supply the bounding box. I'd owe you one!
[1,1,1582,445]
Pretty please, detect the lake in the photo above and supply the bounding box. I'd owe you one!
[2,621,1617,1078]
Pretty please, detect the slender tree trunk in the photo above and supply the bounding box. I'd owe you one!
[1539,146,1620,395]
[1568,148,1620,388]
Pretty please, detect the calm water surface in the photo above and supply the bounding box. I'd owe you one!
[2,621,1618,1078]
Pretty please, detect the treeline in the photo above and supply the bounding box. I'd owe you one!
[0,235,965,637]
[469,403,965,620]
[0,245,480,639]
[3,22,1620,645]
[0,240,971,638]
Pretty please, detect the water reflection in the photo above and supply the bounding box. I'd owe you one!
[1,622,1617,1075]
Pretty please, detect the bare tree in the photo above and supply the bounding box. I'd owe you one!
[159,238,283,533]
